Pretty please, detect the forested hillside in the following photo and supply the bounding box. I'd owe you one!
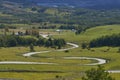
[0,0,120,30]
[11,0,120,9]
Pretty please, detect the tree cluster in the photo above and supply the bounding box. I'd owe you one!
[89,34,120,47]
[25,29,39,37]
[38,38,66,49]
[38,26,56,29]
[0,35,66,49]
[59,25,75,30]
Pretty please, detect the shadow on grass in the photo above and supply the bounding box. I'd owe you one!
[0,70,64,73]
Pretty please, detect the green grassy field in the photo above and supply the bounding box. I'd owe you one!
[0,25,120,80]
[53,25,120,44]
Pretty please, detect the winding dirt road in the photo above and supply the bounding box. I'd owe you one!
[0,34,119,73]
[0,61,55,65]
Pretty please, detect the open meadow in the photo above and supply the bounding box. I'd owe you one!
[0,25,120,80]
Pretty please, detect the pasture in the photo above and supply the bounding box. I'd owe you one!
[0,25,120,80]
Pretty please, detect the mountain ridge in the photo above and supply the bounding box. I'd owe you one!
[32,0,120,9]
[2,0,120,9]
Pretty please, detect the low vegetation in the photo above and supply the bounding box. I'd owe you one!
[82,66,115,80]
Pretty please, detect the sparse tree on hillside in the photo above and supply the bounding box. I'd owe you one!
[31,7,37,11]
[4,27,9,35]
[12,31,15,35]
[29,44,35,52]
[117,47,120,53]
[81,43,87,49]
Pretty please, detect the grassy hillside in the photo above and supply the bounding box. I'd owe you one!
[53,25,120,44]
[0,1,120,80]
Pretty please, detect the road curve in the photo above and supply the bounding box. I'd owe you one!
[107,70,120,73]
[23,34,79,57]
[23,51,50,57]
[23,42,79,57]
[0,61,55,65]
[63,57,106,66]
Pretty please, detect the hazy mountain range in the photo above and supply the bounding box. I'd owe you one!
[3,0,120,9]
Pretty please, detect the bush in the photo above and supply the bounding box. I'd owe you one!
[81,43,87,49]
[29,44,35,52]
[82,65,115,80]
[65,50,69,53]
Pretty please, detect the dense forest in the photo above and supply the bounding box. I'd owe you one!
[89,34,120,47]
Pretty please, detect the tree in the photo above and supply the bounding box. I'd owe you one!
[12,31,15,35]
[117,47,120,53]
[29,44,35,52]
[4,27,9,35]
[45,40,51,48]
[37,38,46,46]
[82,65,115,80]
[7,37,17,47]
[81,43,87,49]
[54,39,66,49]
[25,30,29,35]
[0,37,5,47]
[31,7,37,11]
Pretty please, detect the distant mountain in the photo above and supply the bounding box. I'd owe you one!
[1,0,35,4]
[30,0,120,9]
[3,0,120,9]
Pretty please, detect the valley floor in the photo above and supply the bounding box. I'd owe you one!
[0,25,120,80]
